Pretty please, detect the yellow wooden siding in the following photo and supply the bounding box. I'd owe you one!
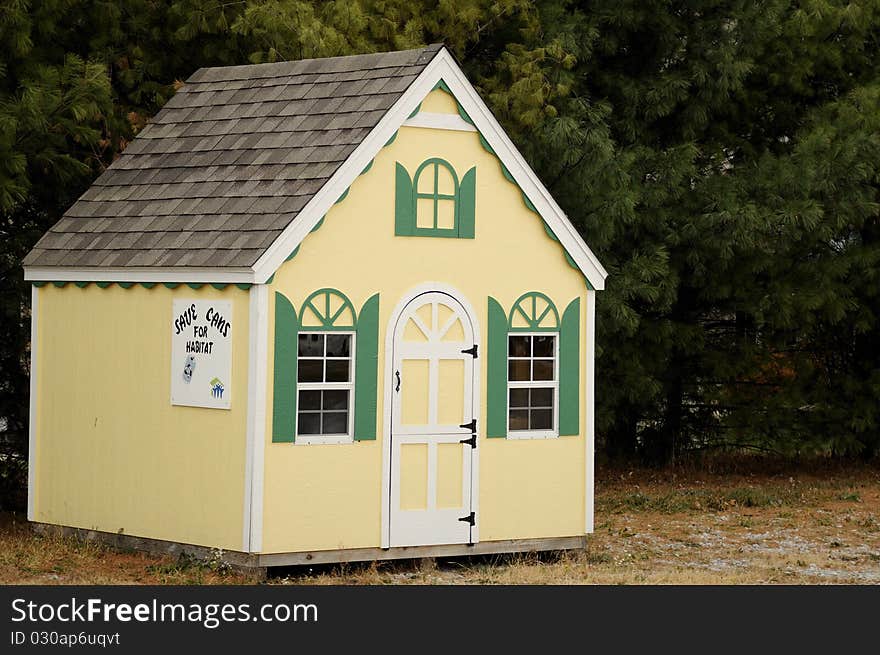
[262,104,587,553]
[33,284,248,550]
[419,88,460,114]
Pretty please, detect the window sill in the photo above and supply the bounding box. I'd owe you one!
[505,431,559,440]
[294,435,353,445]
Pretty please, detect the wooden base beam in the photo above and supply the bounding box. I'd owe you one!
[257,536,587,567]
[30,522,585,573]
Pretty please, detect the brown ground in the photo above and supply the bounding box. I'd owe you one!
[2,461,878,584]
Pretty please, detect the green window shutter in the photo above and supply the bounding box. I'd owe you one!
[559,298,581,436]
[394,162,415,236]
[272,292,298,443]
[354,293,380,441]
[487,296,508,437]
[458,166,476,238]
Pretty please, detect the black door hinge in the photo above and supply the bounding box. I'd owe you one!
[459,434,476,448]
[461,344,478,358]
[459,418,476,433]
[458,511,475,526]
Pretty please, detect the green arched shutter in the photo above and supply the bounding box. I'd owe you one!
[272,292,298,443]
[354,293,380,440]
[487,296,508,437]
[559,297,581,436]
[394,162,415,236]
[458,166,476,238]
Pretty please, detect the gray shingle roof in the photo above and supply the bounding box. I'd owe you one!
[24,45,443,269]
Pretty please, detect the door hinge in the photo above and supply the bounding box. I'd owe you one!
[458,511,475,526]
[459,434,476,448]
[459,418,476,433]
[461,344,478,358]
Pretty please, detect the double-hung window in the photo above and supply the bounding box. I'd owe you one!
[296,332,355,444]
[507,333,558,438]
[486,291,579,440]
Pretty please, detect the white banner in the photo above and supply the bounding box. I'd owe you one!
[170,299,233,409]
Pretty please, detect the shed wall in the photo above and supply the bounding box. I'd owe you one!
[32,284,249,550]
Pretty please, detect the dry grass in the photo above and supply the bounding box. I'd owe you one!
[3,461,879,585]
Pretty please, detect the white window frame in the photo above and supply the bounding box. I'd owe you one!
[506,331,560,440]
[295,330,356,445]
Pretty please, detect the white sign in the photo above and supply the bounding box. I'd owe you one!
[170,299,233,409]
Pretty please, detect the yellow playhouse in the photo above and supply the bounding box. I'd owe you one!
[23,45,607,570]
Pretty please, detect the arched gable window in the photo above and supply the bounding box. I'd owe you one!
[394,158,476,238]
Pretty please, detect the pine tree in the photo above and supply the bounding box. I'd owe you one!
[2,1,879,508]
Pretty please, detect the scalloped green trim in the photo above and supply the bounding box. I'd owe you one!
[52,280,251,290]
[564,252,578,270]
[457,103,474,126]
[499,163,516,184]
[478,134,495,155]
[335,187,349,204]
[433,80,452,94]
[265,273,275,285]
[408,102,422,119]
[385,131,398,147]
[285,245,300,262]
[522,194,539,215]
[360,160,373,176]
[310,217,325,233]
[543,222,559,242]
[32,281,47,287]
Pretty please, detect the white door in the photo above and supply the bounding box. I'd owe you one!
[390,291,477,547]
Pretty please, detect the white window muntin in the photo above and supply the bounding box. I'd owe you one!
[295,330,356,445]
[506,331,559,440]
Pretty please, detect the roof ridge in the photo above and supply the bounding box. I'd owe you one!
[187,44,444,83]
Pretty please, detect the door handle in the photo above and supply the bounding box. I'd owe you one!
[395,370,401,392]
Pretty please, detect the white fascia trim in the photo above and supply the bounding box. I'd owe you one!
[24,266,255,283]
[402,112,477,132]
[585,289,596,534]
[243,284,268,552]
[27,285,38,521]
[253,47,607,290]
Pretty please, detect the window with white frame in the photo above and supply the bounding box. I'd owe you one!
[297,332,355,441]
[507,334,557,436]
